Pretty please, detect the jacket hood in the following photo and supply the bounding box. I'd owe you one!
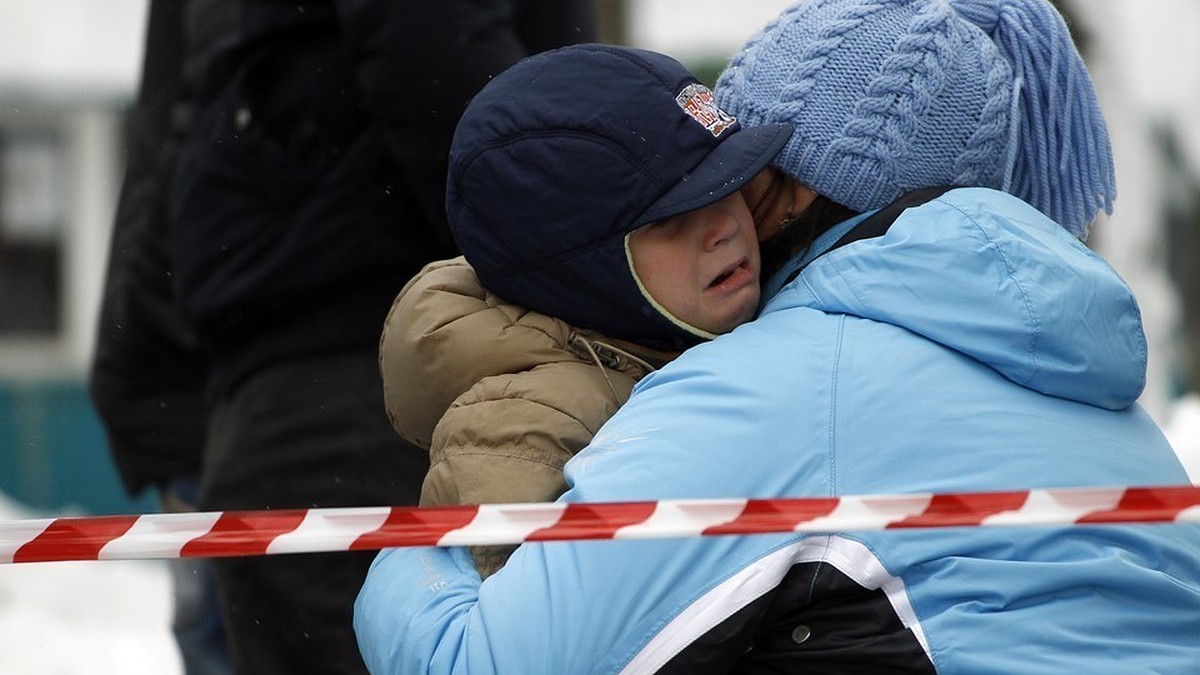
[765,188,1146,410]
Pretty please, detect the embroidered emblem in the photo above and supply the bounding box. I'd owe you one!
[675,83,737,137]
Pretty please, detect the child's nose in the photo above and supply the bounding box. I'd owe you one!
[701,205,742,250]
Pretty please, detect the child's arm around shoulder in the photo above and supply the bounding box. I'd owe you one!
[422,349,642,577]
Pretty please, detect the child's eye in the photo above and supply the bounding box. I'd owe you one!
[633,216,682,241]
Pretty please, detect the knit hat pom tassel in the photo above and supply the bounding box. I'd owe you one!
[953,0,1116,239]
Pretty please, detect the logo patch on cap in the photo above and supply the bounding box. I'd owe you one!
[676,83,736,137]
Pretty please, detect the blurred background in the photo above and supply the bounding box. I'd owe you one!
[0,1,1197,671]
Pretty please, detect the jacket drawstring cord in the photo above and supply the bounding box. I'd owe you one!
[568,333,658,404]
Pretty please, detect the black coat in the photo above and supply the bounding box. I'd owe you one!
[170,0,596,375]
[91,0,595,495]
[89,0,236,496]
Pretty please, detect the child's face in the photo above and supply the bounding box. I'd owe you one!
[628,192,761,335]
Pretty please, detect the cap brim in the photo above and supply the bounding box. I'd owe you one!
[636,122,794,227]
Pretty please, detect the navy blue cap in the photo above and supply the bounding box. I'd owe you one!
[447,44,793,349]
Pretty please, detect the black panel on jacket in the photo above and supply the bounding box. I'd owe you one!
[657,561,936,674]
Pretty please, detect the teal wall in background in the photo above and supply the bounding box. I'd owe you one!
[0,379,156,516]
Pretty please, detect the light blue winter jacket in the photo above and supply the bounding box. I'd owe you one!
[355,188,1200,674]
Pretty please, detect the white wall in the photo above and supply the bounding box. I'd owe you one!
[0,0,146,101]
[628,1,793,63]
[0,1,142,378]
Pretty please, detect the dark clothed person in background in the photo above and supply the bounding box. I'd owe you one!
[91,1,236,673]
[94,1,595,673]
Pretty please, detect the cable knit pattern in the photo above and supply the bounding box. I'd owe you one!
[952,37,1013,189]
[716,0,1116,240]
[828,3,955,159]
[766,2,887,127]
[820,2,961,205]
[949,0,1001,32]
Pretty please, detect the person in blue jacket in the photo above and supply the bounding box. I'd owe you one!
[354,1,1200,672]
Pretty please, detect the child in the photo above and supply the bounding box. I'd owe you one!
[378,44,792,576]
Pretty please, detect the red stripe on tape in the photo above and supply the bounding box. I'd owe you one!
[13,515,138,563]
[1076,486,1200,524]
[526,501,658,542]
[4,485,1197,564]
[702,497,840,536]
[888,490,1029,529]
[350,505,481,550]
[181,510,307,558]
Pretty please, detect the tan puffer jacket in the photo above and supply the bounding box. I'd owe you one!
[379,257,674,575]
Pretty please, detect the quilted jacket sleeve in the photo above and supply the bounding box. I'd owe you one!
[422,360,630,505]
[425,358,633,577]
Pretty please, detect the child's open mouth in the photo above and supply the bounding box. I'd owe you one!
[707,259,752,292]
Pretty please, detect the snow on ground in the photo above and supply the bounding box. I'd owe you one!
[0,398,1196,675]
[0,493,182,675]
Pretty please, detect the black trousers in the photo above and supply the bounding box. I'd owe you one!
[199,348,428,675]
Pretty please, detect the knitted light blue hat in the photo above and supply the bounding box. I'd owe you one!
[716,0,1115,239]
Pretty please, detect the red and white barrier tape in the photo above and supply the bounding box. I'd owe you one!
[3,485,1199,564]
